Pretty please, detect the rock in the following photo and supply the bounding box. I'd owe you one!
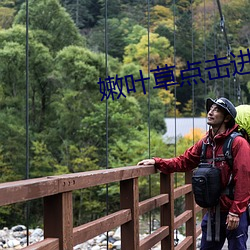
[113,227,120,240]
[73,243,87,249]
[15,245,23,249]
[0,230,7,238]
[113,240,121,249]
[30,228,43,238]
[7,239,20,247]
[12,231,25,238]
[91,245,101,250]
[100,240,108,246]
[95,234,106,243]
[107,231,114,237]
[87,238,94,245]
[0,224,188,249]
[20,237,27,245]
[108,236,116,243]
[11,226,26,232]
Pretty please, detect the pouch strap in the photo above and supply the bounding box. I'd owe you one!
[215,204,220,242]
[206,208,212,241]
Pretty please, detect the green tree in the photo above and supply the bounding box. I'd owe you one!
[0,6,15,29]
[124,32,174,71]
[0,25,56,133]
[14,0,84,52]
[61,0,101,29]
[87,17,139,60]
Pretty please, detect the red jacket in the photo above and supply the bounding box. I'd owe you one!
[154,124,250,216]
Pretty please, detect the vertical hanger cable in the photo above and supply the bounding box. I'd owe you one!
[173,0,179,245]
[104,0,109,247]
[147,0,152,234]
[25,0,30,245]
[192,0,195,144]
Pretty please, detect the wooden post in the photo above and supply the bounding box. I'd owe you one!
[120,178,139,250]
[44,192,73,250]
[185,171,196,250]
[161,173,174,250]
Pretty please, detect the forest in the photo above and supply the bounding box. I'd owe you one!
[0,0,249,228]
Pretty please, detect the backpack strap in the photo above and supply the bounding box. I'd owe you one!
[200,142,208,163]
[223,132,243,200]
[223,132,242,169]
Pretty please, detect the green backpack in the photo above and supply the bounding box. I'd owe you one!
[235,105,250,142]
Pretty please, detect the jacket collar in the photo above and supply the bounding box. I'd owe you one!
[206,124,239,143]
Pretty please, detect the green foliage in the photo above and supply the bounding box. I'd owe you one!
[30,141,56,177]
[62,145,99,173]
[87,17,138,60]
[14,0,84,52]
[61,0,101,29]
[0,41,26,103]
[53,46,106,92]
[0,7,15,29]
[124,32,174,71]
[0,112,26,181]
[79,96,144,166]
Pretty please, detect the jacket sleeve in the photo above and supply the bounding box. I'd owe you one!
[153,139,203,174]
[229,136,250,215]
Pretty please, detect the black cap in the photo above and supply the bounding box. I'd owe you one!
[206,97,237,119]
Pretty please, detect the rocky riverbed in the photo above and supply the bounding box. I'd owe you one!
[0,225,187,249]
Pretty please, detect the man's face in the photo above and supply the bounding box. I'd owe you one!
[207,104,226,127]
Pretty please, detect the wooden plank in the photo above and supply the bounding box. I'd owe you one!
[140,226,169,250]
[195,204,203,213]
[174,184,192,199]
[161,173,174,250]
[196,226,202,237]
[44,192,73,250]
[73,209,131,245]
[174,210,192,229]
[0,165,156,206]
[58,165,156,192]
[0,177,59,206]
[175,236,193,250]
[185,172,196,250]
[139,194,169,215]
[120,178,140,250]
[22,238,59,250]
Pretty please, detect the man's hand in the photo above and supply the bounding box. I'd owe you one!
[137,159,155,166]
[226,213,240,230]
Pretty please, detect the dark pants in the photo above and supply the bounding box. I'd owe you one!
[200,211,249,250]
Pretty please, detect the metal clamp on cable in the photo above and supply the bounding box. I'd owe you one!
[220,15,225,32]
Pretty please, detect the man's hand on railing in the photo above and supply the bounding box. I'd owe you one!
[137,159,155,166]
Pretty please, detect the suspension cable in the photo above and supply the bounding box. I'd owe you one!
[25,0,30,245]
[173,0,179,245]
[203,0,207,98]
[173,0,177,161]
[216,0,242,103]
[192,0,195,144]
[213,0,217,97]
[147,0,152,234]
[104,0,109,248]
[216,0,231,55]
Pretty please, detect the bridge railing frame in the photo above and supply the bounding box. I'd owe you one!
[0,165,203,250]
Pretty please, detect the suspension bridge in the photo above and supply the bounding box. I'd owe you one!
[0,0,248,249]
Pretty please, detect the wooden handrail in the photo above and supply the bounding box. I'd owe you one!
[0,165,203,250]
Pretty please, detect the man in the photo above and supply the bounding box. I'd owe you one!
[138,97,250,250]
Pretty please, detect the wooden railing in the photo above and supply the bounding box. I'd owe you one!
[0,165,204,250]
